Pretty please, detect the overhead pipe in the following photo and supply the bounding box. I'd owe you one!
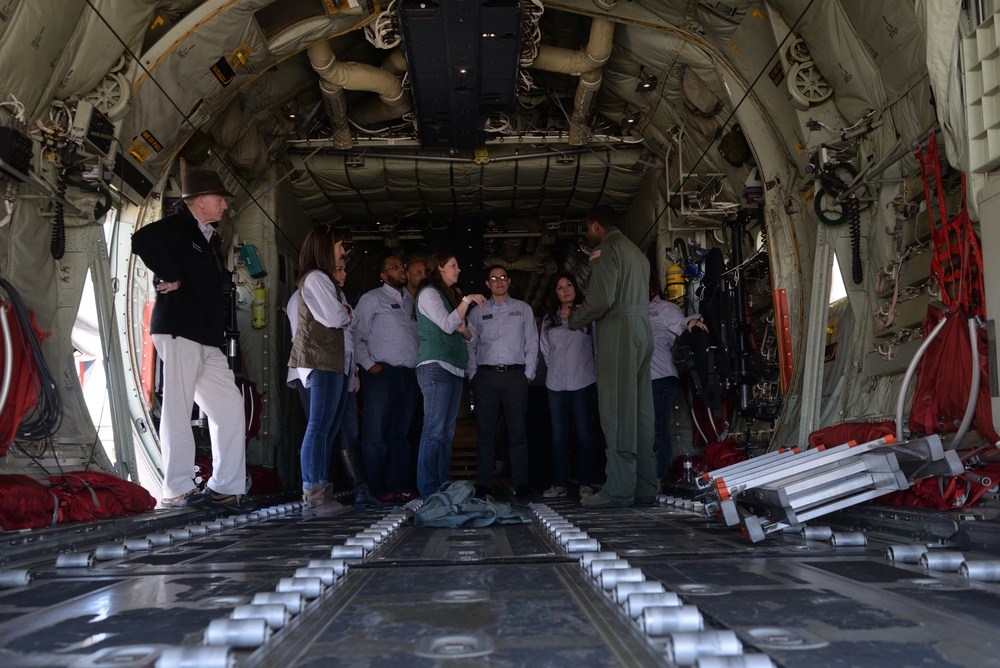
[306,41,410,148]
[501,238,523,263]
[352,50,412,126]
[529,18,615,145]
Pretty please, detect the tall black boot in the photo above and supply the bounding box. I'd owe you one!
[341,448,386,509]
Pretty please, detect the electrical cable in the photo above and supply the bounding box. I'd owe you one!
[638,0,818,250]
[848,197,862,284]
[0,278,62,441]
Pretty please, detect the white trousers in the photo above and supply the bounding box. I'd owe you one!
[152,335,246,497]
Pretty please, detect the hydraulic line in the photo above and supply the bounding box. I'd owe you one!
[895,314,949,441]
[950,317,981,449]
[0,301,12,419]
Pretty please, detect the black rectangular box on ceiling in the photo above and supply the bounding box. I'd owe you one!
[398,0,522,150]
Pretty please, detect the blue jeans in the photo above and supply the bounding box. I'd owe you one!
[652,376,680,480]
[416,363,463,498]
[300,370,350,487]
[361,364,419,495]
[338,390,359,454]
[548,383,598,487]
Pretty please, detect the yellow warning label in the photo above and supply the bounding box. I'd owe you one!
[225,43,253,69]
[126,140,151,164]
[768,61,784,86]
[141,130,163,153]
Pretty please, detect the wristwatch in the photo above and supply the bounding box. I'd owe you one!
[461,296,471,304]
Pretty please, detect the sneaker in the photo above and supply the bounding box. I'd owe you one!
[160,488,198,508]
[543,486,567,498]
[187,487,241,510]
[578,485,594,500]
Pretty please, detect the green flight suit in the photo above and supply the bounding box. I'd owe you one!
[570,229,656,504]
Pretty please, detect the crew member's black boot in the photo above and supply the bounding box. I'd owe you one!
[341,448,386,509]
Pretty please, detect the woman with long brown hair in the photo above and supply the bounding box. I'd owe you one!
[413,252,485,498]
[287,226,352,513]
[540,272,598,499]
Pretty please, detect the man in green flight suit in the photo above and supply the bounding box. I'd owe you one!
[570,206,656,508]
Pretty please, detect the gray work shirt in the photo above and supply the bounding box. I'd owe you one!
[648,296,700,380]
[353,283,419,370]
[540,316,597,392]
[466,295,538,380]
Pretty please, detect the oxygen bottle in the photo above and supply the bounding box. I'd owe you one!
[682,459,695,485]
[665,263,685,306]
[251,283,267,329]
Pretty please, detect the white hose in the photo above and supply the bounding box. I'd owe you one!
[950,317,981,449]
[690,405,709,444]
[896,313,950,441]
[0,303,12,419]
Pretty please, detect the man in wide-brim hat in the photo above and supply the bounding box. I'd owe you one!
[131,169,246,511]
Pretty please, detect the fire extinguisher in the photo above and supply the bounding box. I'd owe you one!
[665,263,685,307]
[251,283,267,329]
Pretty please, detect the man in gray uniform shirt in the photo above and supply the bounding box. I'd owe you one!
[354,255,420,500]
[466,265,539,500]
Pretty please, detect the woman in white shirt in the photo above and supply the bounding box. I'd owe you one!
[540,272,599,499]
[286,226,353,513]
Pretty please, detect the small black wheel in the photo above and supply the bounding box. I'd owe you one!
[814,189,849,225]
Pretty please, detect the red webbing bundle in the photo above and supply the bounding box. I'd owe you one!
[916,135,985,317]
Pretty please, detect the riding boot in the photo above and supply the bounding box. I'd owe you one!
[341,448,387,509]
[303,484,351,516]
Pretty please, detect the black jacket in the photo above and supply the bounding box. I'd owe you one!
[131,205,231,347]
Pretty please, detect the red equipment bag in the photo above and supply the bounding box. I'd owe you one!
[808,421,896,449]
[47,471,155,522]
[908,306,999,443]
[0,474,58,530]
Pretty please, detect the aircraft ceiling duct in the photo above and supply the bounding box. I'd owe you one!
[529,18,614,145]
[307,40,410,149]
[398,0,523,149]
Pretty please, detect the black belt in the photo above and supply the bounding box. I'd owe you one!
[479,364,525,372]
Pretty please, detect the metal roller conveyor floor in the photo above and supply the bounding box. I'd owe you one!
[2,497,1000,667]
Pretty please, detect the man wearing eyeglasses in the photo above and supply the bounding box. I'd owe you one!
[354,255,421,502]
[466,265,539,500]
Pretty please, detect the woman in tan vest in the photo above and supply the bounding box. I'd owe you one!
[287,226,352,513]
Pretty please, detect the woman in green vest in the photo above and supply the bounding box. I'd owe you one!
[414,252,486,498]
